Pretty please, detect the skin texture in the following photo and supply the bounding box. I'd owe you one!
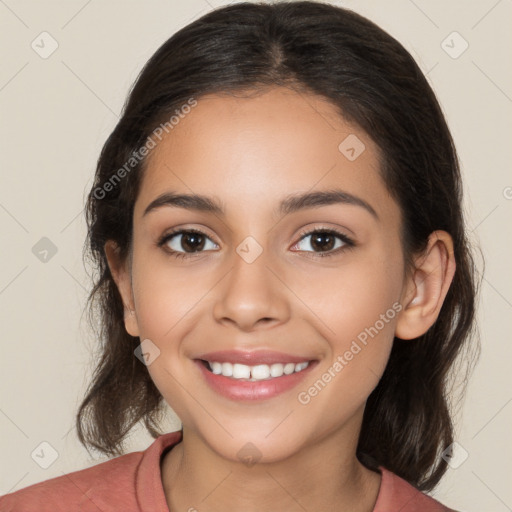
[105,87,456,512]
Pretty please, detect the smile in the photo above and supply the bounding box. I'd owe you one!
[194,356,319,401]
[204,360,310,381]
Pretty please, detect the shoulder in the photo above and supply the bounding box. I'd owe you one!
[0,431,182,512]
[0,450,143,512]
[374,466,460,512]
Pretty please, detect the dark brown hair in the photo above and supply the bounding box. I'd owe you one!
[77,1,481,492]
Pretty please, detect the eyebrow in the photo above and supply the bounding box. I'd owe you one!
[142,189,379,220]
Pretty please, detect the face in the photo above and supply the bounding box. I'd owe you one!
[111,86,410,463]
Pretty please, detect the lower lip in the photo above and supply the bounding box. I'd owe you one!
[194,360,318,401]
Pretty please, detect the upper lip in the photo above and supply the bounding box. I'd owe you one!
[195,350,317,365]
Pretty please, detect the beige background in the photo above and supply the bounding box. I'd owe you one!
[1,0,511,510]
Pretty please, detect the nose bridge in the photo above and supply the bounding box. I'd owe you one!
[212,235,289,329]
[232,234,272,286]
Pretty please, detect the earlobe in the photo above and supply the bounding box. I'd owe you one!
[395,230,456,340]
[104,240,140,338]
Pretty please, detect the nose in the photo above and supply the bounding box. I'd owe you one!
[212,245,291,332]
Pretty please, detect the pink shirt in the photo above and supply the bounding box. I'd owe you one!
[0,431,456,511]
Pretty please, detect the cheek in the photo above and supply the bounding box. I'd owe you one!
[292,248,402,395]
[130,257,200,419]
[131,252,208,341]
[292,246,403,342]
[295,277,400,419]
[329,265,401,339]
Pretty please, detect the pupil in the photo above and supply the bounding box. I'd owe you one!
[182,233,205,252]
[311,232,334,252]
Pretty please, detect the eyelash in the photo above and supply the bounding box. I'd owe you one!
[157,226,356,260]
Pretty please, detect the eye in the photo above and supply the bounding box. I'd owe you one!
[291,227,355,258]
[157,226,355,260]
[157,228,218,259]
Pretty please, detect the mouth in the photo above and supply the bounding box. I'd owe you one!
[193,350,320,401]
[197,358,313,381]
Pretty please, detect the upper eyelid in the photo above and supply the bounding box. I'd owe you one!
[161,226,219,245]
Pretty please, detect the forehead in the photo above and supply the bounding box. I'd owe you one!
[135,87,393,222]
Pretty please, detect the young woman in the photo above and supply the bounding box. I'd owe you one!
[0,2,480,511]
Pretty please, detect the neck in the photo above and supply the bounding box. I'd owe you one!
[161,420,382,512]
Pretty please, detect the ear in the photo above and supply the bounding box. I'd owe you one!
[104,240,140,338]
[395,230,456,340]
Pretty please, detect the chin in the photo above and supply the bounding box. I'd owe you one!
[195,426,306,466]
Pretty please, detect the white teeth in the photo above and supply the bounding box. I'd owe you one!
[211,362,222,374]
[270,363,284,377]
[283,363,295,375]
[221,362,233,377]
[206,360,310,380]
[232,363,251,379]
[251,364,270,380]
